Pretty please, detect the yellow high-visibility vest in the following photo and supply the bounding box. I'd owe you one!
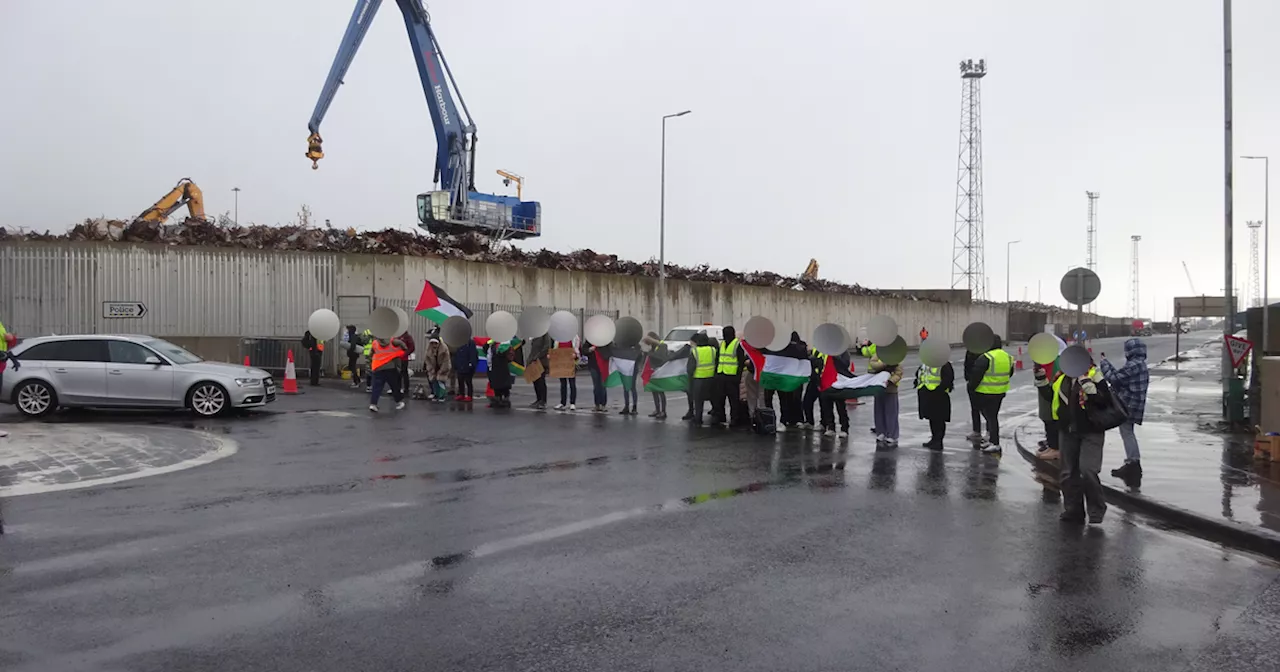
[1051,367,1096,421]
[917,366,941,391]
[0,319,7,353]
[976,350,1014,395]
[717,338,740,375]
[694,346,716,379]
[860,344,877,359]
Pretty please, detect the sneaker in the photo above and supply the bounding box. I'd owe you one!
[656,412,667,420]
[464,396,474,402]
[0,430,8,438]
[982,444,1002,454]
[966,431,982,441]
[876,433,887,442]
[801,423,814,431]
[1088,511,1106,524]
[978,437,991,449]
[1060,511,1086,524]
[554,403,566,411]
[368,404,378,412]
[885,438,898,448]
[395,401,406,410]
[619,407,630,415]
[836,430,848,438]
[777,425,788,433]
[924,440,944,451]
[680,413,692,420]
[823,429,836,437]
[569,404,576,411]
[648,410,659,417]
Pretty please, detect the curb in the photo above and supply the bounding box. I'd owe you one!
[1012,428,1280,561]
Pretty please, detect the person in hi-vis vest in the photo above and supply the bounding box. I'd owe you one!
[368,335,409,412]
[966,334,1014,453]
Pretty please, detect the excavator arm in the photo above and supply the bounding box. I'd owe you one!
[137,178,206,223]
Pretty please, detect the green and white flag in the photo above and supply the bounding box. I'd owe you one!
[742,342,809,392]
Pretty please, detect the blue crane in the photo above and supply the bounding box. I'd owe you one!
[307,0,540,239]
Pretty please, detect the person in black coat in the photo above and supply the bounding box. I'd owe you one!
[915,361,955,450]
[818,351,854,436]
[302,330,323,386]
[452,337,479,401]
[963,349,982,439]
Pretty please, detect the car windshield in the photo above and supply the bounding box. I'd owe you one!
[664,328,698,343]
[144,339,202,364]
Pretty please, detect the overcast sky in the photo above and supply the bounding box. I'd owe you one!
[2,1,1276,319]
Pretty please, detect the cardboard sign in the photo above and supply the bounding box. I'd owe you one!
[522,359,545,384]
[1225,334,1253,368]
[548,348,577,379]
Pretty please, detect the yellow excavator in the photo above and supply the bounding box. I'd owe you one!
[136,178,208,223]
[802,258,819,281]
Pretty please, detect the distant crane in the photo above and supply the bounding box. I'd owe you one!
[1183,261,1197,294]
[496,170,524,200]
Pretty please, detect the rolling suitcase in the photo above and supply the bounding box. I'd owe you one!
[753,407,777,435]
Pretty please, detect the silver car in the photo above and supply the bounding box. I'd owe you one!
[1,334,276,418]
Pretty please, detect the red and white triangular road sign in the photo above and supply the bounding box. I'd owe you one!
[1225,334,1253,368]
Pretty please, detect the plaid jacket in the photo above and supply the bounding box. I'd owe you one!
[1099,338,1149,424]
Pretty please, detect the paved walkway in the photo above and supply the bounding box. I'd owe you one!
[1016,338,1280,553]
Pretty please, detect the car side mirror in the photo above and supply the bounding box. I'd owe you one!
[145,356,163,365]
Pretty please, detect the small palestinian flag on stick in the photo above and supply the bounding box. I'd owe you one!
[414,281,473,325]
[741,342,809,392]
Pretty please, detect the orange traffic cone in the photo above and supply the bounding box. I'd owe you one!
[1015,359,1024,370]
[282,350,301,394]
[243,355,250,366]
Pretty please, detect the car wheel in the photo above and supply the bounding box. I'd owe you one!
[188,382,229,418]
[14,380,58,418]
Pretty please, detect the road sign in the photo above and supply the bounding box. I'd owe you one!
[1225,334,1253,368]
[1060,268,1101,306]
[1175,296,1236,318]
[102,302,147,319]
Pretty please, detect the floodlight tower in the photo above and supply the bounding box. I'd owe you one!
[951,58,988,300]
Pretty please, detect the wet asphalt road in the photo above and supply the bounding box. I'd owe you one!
[5,332,1279,671]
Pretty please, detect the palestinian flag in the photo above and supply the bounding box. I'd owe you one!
[414,281,472,324]
[741,342,809,392]
[642,352,689,392]
[596,348,638,388]
[819,366,890,399]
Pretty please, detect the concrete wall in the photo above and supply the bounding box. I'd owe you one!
[1,242,1008,370]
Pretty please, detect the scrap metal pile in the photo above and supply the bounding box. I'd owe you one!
[0,218,930,300]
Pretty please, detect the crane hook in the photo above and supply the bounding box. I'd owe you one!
[306,132,325,170]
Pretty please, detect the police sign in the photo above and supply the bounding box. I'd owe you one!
[102,302,147,319]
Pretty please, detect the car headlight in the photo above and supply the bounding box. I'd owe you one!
[234,378,263,387]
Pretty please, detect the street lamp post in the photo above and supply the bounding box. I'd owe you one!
[232,187,241,225]
[1243,155,1269,353]
[658,110,691,335]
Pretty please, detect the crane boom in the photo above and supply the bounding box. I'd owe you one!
[137,178,206,223]
[1182,261,1197,294]
[308,0,476,203]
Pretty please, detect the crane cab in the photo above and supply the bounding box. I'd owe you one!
[416,191,541,239]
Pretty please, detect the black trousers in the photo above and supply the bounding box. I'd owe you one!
[691,377,715,422]
[968,390,982,432]
[309,351,322,385]
[400,358,412,394]
[1060,430,1106,519]
[711,374,744,424]
[1043,418,1060,449]
[803,380,821,425]
[929,418,946,443]
[346,354,360,384]
[533,374,548,404]
[458,373,474,398]
[977,393,1004,444]
[819,395,849,431]
[652,391,666,413]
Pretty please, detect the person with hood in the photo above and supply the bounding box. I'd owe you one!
[452,332,478,402]
[342,325,362,388]
[801,344,825,430]
[1100,338,1149,485]
[915,358,955,449]
[711,325,746,427]
[302,330,323,386]
[688,331,718,425]
[422,337,452,402]
[967,335,1014,454]
[644,332,673,419]
[1055,359,1115,524]
[819,349,855,437]
[368,334,409,412]
[868,345,904,446]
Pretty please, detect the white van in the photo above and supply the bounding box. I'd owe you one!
[663,325,724,344]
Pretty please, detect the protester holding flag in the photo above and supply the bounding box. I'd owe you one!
[817,351,853,437]
[915,361,955,450]
[687,332,718,425]
[801,347,825,430]
[485,338,521,408]
[869,350,904,446]
[711,325,746,428]
[609,343,642,415]
[421,337,451,402]
[642,332,687,419]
